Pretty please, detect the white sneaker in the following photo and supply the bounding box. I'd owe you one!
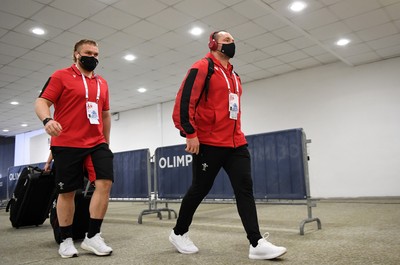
[249,233,287,260]
[81,233,113,256]
[58,238,78,258]
[169,230,199,254]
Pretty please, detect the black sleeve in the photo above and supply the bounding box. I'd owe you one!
[180,68,198,135]
[38,77,51,98]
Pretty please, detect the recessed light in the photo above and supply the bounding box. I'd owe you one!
[21,123,28,127]
[190,27,203,36]
[124,54,136,61]
[336,38,350,46]
[10,101,19,105]
[289,1,307,12]
[2,129,9,132]
[32,27,45,35]
[137,87,147,93]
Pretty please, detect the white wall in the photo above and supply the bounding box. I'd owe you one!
[109,102,183,154]
[30,133,50,164]
[240,58,400,198]
[15,129,45,166]
[23,57,400,198]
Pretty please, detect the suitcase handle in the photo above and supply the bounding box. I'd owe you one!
[83,179,93,197]
[5,199,14,212]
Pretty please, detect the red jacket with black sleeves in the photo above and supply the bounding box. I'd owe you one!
[172,53,247,148]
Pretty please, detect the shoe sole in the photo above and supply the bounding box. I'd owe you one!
[168,236,198,254]
[81,242,112,256]
[249,249,287,260]
[59,253,78,258]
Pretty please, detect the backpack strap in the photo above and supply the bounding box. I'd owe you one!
[203,57,214,102]
[195,57,214,109]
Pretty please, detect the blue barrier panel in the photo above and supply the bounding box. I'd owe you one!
[111,149,149,199]
[0,136,15,202]
[155,144,191,199]
[155,144,234,199]
[0,173,7,201]
[6,165,21,199]
[206,170,234,199]
[156,128,307,201]
[247,128,306,199]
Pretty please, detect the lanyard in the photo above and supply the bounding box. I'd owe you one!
[218,67,239,94]
[80,69,100,102]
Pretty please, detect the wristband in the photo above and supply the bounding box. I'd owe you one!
[42,117,53,126]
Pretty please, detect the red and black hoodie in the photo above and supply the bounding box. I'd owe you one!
[172,53,247,148]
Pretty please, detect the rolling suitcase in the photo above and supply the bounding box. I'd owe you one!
[6,166,56,228]
[50,179,94,244]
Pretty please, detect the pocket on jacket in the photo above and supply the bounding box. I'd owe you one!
[195,108,215,132]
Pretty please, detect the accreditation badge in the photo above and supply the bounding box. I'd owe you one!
[229,93,239,120]
[86,101,100,124]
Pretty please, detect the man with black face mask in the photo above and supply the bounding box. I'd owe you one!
[171,31,287,260]
[35,39,113,258]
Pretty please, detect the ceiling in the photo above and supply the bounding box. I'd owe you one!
[1,0,400,136]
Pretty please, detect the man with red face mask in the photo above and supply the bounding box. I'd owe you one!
[170,31,287,260]
[35,39,113,258]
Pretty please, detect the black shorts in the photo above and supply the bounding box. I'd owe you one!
[51,143,114,193]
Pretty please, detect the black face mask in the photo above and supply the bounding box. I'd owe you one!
[220,42,235,58]
[79,55,98,71]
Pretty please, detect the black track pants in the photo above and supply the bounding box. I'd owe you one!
[173,144,262,244]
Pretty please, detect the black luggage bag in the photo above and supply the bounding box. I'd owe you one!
[50,179,94,244]
[6,166,56,228]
